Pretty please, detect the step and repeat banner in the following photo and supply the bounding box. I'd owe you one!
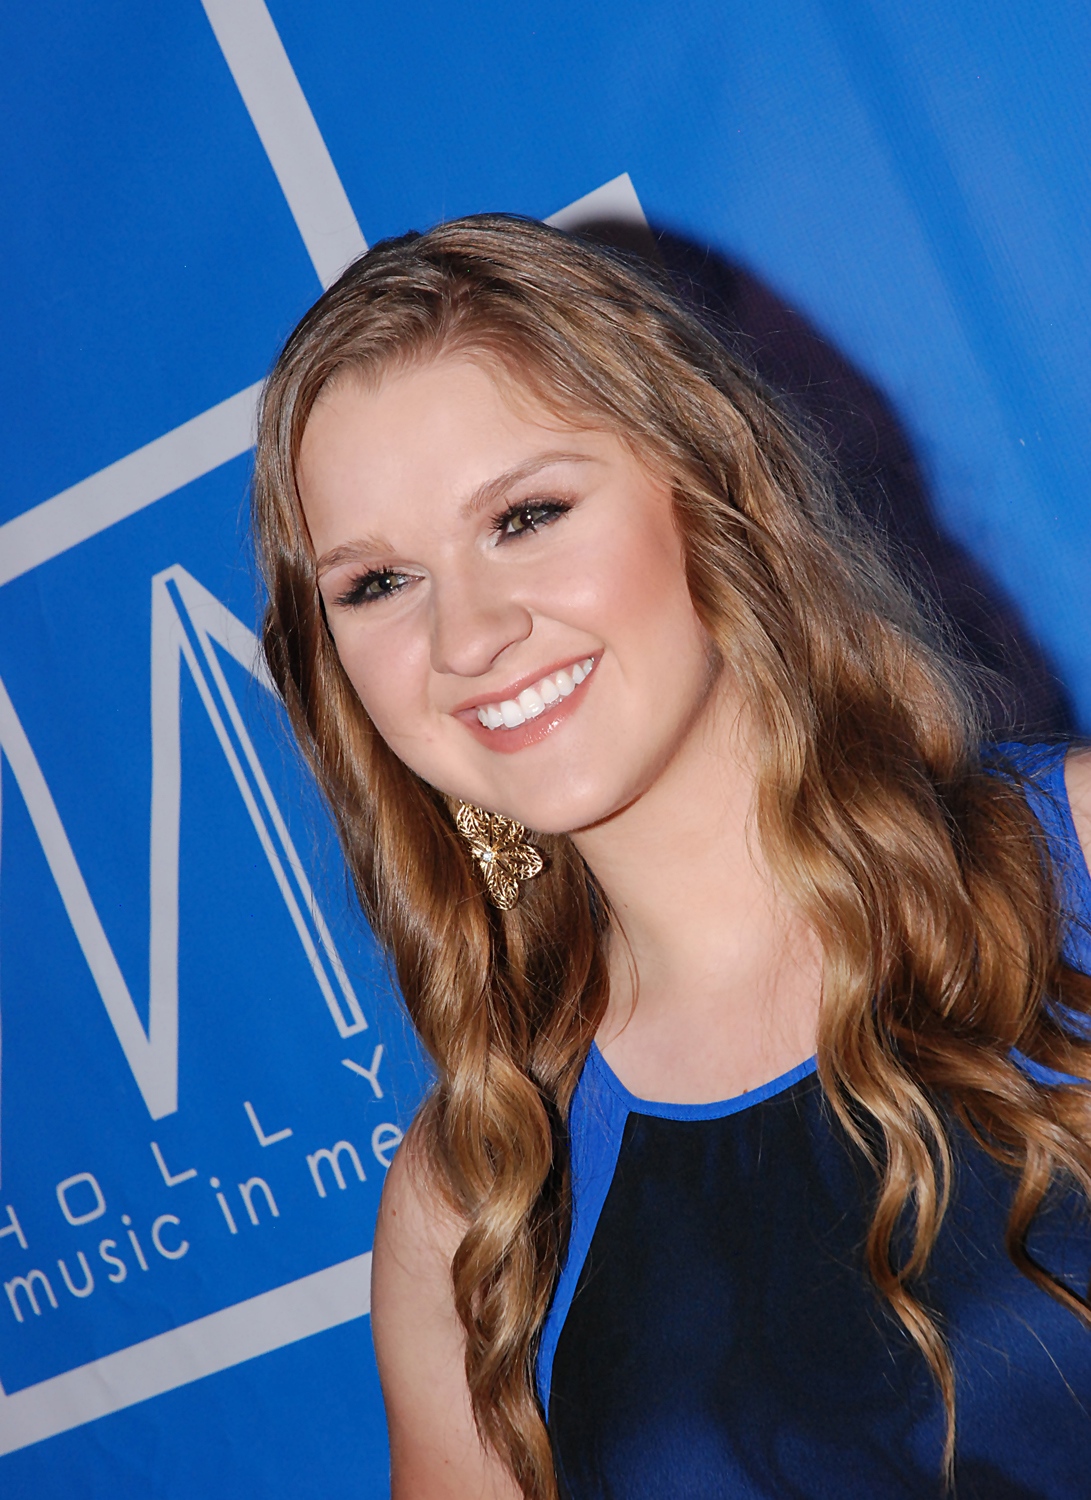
[1,1,1088,1495]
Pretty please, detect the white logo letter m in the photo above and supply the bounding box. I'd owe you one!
[0,565,366,1122]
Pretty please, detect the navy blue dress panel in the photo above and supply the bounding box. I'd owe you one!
[541,745,1091,1498]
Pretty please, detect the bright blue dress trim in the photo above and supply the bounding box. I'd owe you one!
[536,1045,630,1411]
[583,1043,819,1122]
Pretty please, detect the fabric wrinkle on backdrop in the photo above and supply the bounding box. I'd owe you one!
[0,1,1088,1496]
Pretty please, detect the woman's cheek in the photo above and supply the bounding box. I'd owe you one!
[349,656,435,754]
[329,634,388,724]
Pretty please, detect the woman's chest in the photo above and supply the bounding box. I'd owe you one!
[545,1084,1091,1500]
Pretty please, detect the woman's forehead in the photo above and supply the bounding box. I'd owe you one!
[297,361,636,555]
[312,344,572,420]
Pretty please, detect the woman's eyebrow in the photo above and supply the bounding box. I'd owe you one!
[459,452,596,517]
[315,453,595,575]
[315,538,391,576]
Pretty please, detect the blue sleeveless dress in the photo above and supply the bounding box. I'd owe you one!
[539,745,1091,1498]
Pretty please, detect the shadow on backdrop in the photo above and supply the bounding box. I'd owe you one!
[574,217,1073,739]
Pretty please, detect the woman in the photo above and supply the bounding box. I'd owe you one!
[252,216,1091,1499]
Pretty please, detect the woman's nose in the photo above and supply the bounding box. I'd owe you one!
[428,567,533,678]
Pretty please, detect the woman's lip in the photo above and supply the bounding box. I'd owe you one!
[449,653,600,717]
[454,658,597,753]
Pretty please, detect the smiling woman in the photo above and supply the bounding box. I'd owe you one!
[297,356,714,828]
[252,217,1091,1500]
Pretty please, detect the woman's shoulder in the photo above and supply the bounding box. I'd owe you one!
[991,740,1091,884]
[371,1125,467,1358]
[995,741,1091,981]
[1064,746,1091,863]
[374,1124,463,1262]
[371,1131,521,1498]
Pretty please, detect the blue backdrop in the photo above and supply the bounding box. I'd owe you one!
[1,2,1088,1495]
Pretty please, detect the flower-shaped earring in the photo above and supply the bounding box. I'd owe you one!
[455,802,544,910]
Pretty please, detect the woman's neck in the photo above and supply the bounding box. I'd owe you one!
[571,690,823,1104]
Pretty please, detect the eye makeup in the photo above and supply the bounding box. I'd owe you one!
[490,496,573,540]
[331,496,575,609]
[333,568,413,609]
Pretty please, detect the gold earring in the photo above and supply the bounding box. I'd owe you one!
[455,802,544,910]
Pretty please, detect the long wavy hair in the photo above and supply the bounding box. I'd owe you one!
[252,215,1091,1496]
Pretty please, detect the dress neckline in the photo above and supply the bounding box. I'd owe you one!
[586,1040,818,1122]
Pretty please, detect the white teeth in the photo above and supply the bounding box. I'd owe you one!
[517,687,546,718]
[473,656,595,729]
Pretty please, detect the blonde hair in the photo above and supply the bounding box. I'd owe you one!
[252,216,1091,1496]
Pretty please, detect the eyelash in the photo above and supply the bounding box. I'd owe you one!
[334,498,572,609]
[334,570,411,609]
[490,497,572,539]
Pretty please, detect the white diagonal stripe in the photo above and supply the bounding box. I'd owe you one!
[0,178,646,587]
[0,382,261,588]
[545,171,649,233]
[0,1252,371,1452]
[201,0,367,287]
[0,674,172,1114]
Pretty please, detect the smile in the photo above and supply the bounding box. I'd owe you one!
[474,657,596,730]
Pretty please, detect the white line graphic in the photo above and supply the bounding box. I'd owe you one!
[0,565,365,1120]
[154,565,366,1046]
[545,171,649,234]
[0,753,4,1191]
[200,0,368,287]
[0,179,643,591]
[1,0,373,592]
[0,130,642,1438]
[0,1251,372,1454]
[0,382,261,591]
[0,675,170,1111]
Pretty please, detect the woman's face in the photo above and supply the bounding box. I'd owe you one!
[298,354,719,834]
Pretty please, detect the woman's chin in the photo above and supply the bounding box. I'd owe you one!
[479,781,638,839]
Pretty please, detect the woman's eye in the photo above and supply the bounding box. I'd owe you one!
[335,570,410,608]
[495,500,570,539]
